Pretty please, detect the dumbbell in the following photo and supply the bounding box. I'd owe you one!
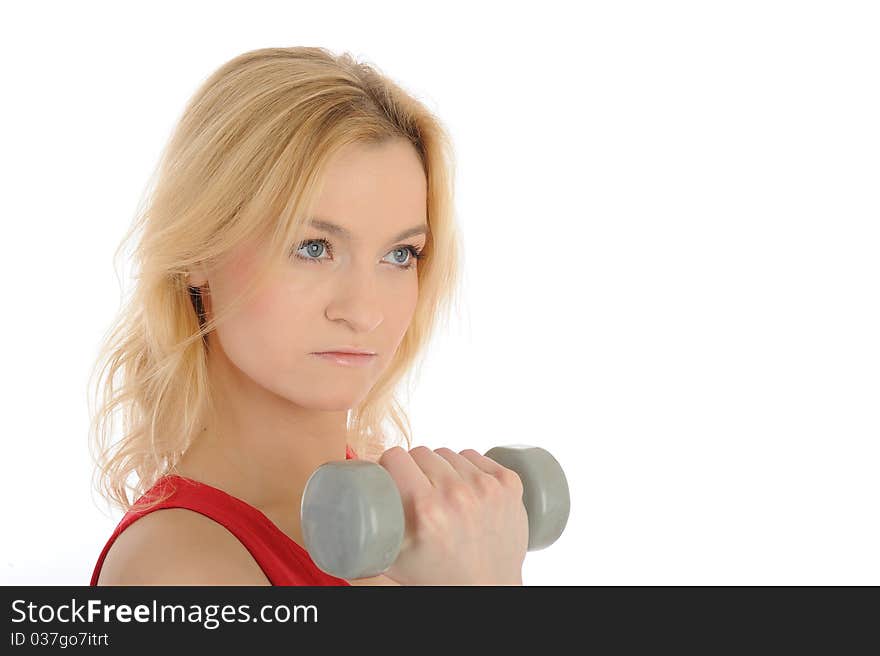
[301,444,570,580]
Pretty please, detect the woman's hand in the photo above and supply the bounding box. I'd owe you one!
[377,445,529,586]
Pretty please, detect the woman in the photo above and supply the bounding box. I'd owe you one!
[89,46,528,586]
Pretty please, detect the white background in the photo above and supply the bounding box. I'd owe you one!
[1,1,877,586]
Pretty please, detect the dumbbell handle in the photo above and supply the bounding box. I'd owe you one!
[301,444,570,580]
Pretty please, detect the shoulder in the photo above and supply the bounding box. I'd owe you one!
[96,508,271,585]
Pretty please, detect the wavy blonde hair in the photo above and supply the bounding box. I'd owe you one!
[88,46,463,514]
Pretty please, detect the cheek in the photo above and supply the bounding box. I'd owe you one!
[215,269,417,387]
[217,280,315,379]
[250,279,305,321]
[398,280,419,321]
[385,278,419,342]
[247,280,314,352]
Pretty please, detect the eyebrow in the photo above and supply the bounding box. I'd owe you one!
[307,219,428,244]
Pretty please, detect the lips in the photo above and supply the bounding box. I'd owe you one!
[313,347,377,355]
[312,352,377,367]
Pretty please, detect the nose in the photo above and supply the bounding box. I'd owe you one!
[324,268,384,333]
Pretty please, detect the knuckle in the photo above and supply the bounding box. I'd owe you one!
[411,492,434,515]
[379,446,406,463]
[412,494,449,528]
[444,481,476,507]
[473,473,501,497]
[383,446,404,456]
[378,447,393,462]
[498,468,524,491]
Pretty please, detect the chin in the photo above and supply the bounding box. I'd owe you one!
[308,398,358,412]
[282,387,366,412]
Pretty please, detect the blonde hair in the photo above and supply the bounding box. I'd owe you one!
[88,46,463,514]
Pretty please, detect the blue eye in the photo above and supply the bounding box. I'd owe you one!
[386,247,414,267]
[293,238,424,270]
[299,240,328,260]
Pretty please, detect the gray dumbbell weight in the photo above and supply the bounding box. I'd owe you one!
[300,444,570,580]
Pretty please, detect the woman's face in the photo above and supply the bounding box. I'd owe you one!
[196,138,427,410]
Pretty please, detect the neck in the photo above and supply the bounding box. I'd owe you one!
[174,335,350,547]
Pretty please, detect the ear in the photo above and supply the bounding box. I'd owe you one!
[187,266,210,288]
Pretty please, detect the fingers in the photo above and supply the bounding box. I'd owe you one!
[456,448,507,477]
[378,446,433,500]
[432,447,483,479]
[430,447,521,496]
[380,444,522,497]
[408,446,461,488]
[458,448,524,491]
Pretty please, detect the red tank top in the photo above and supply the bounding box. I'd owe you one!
[90,445,359,586]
